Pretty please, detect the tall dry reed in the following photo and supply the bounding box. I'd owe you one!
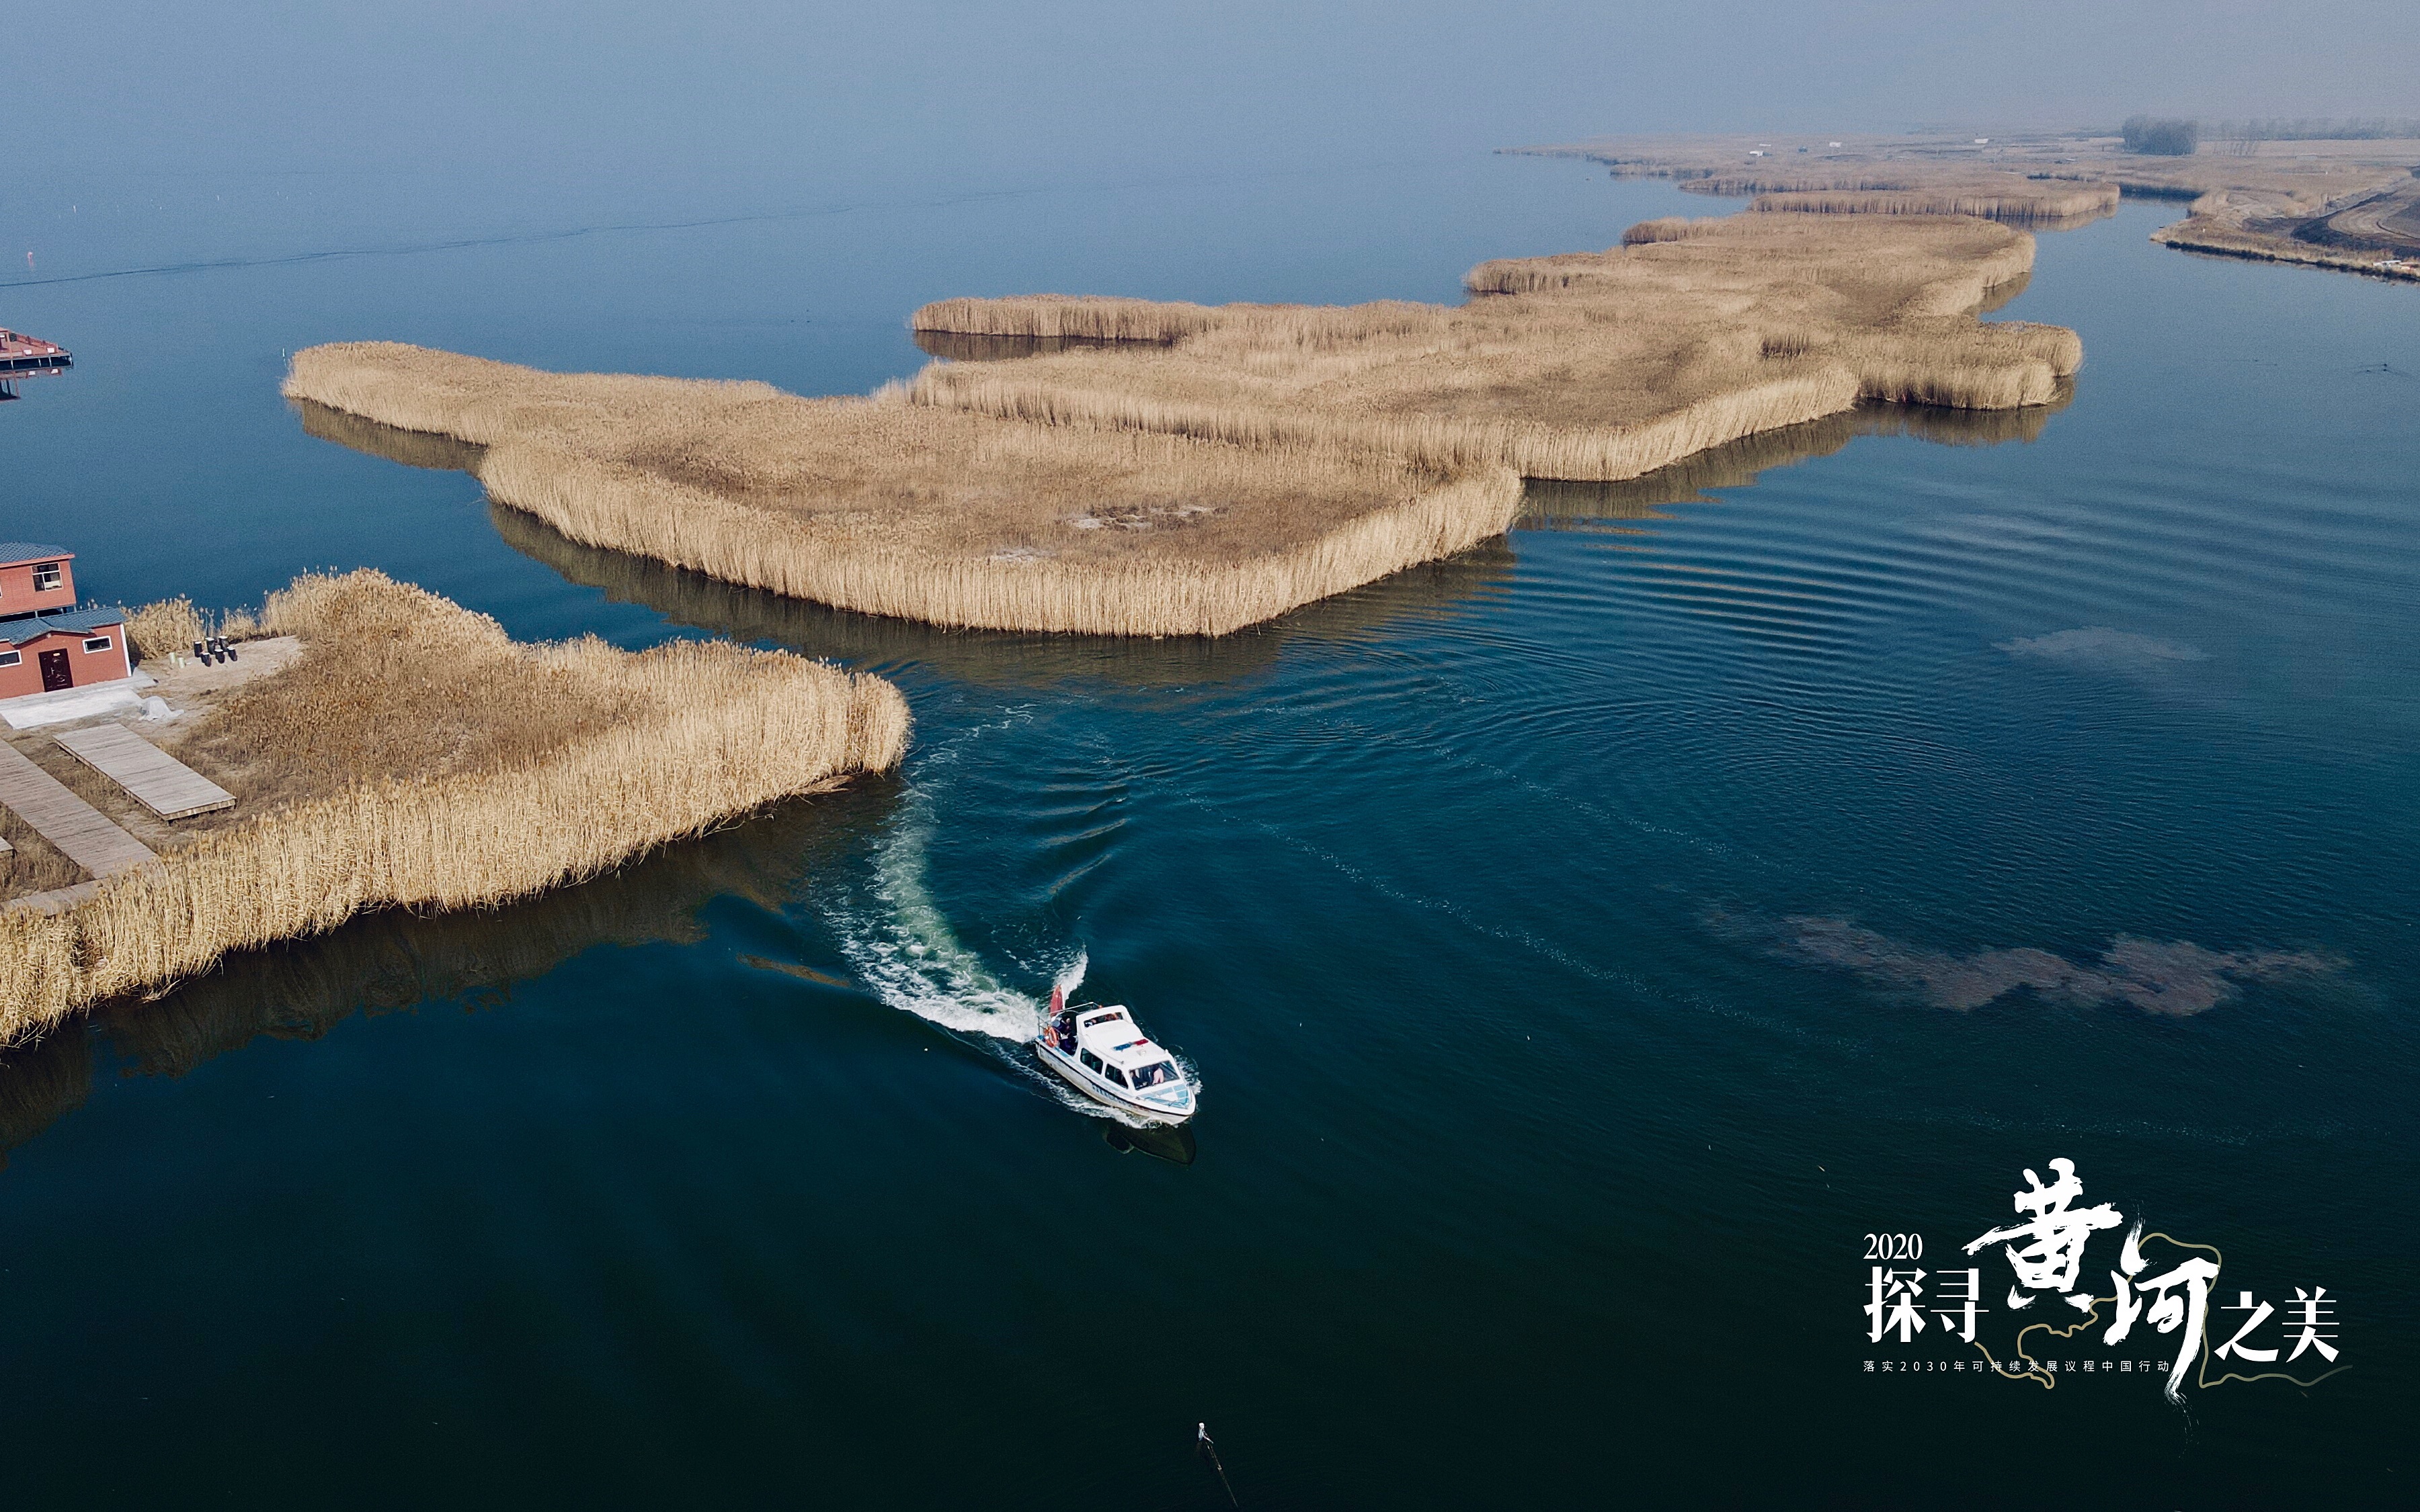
[910,295,1221,343]
[920,359,1866,484]
[290,214,2079,646]
[1621,217,1699,245]
[1748,185,2118,224]
[286,345,1523,638]
[96,796,867,1081]
[0,571,908,1038]
[125,597,270,661]
[125,598,208,662]
[1664,173,2118,225]
[915,214,2079,482]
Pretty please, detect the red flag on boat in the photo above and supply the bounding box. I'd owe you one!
[1050,985,1065,1015]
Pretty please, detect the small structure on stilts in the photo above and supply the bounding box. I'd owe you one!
[0,329,72,401]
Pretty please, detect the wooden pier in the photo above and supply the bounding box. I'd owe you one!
[54,724,236,821]
[0,741,156,879]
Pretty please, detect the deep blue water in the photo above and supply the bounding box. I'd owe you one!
[3,161,2417,1507]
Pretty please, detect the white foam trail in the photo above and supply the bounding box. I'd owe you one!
[834,789,1040,1042]
[836,825,1176,1123]
[1053,950,1089,997]
[823,726,1193,1125]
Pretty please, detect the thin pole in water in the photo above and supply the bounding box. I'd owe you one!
[1197,1422,1239,1507]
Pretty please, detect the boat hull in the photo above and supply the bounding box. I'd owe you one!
[1035,1038,1195,1124]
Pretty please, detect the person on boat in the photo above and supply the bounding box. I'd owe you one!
[1047,984,1075,1050]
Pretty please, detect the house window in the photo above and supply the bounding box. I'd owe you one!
[32,564,64,592]
[0,650,19,667]
[83,636,113,654]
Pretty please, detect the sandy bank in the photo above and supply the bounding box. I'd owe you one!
[0,570,907,1040]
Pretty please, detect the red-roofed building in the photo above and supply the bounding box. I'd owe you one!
[0,545,132,700]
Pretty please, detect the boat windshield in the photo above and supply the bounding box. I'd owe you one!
[1129,1061,1183,1089]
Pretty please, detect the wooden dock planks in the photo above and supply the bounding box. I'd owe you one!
[54,723,235,821]
[0,740,157,878]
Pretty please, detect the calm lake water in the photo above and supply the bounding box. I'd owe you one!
[3,158,2417,1507]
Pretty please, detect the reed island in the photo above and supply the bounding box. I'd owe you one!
[0,570,907,1040]
[286,210,2076,639]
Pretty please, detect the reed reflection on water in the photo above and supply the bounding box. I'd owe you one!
[0,788,893,1161]
[0,1028,91,1171]
[491,500,1519,687]
[1521,392,2068,526]
[294,397,489,474]
[909,330,1139,363]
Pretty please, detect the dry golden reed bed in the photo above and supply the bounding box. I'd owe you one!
[1746,183,2118,223]
[293,212,2072,641]
[0,570,906,1040]
[912,213,2077,476]
[1669,171,2116,226]
[122,595,273,662]
[1498,137,2125,226]
[909,295,1224,343]
[286,347,1521,638]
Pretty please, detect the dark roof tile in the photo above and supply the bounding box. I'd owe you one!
[3,606,126,646]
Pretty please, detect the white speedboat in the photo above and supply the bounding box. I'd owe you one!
[1035,987,1198,1124]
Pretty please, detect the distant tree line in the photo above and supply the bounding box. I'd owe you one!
[2208,118,2420,142]
[2118,116,2420,157]
[2121,117,2199,156]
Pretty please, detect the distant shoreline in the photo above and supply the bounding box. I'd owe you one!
[1505,130,2420,282]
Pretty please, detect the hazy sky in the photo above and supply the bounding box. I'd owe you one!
[11,3,2419,212]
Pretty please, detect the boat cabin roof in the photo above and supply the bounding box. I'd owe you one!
[1072,1007,1174,1068]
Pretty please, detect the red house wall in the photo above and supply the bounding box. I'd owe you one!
[0,557,78,616]
[0,626,131,700]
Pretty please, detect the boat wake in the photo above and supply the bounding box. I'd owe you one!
[835,823,1184,1125]
[832,786,1052,1042]
[823,724,1195,1126]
